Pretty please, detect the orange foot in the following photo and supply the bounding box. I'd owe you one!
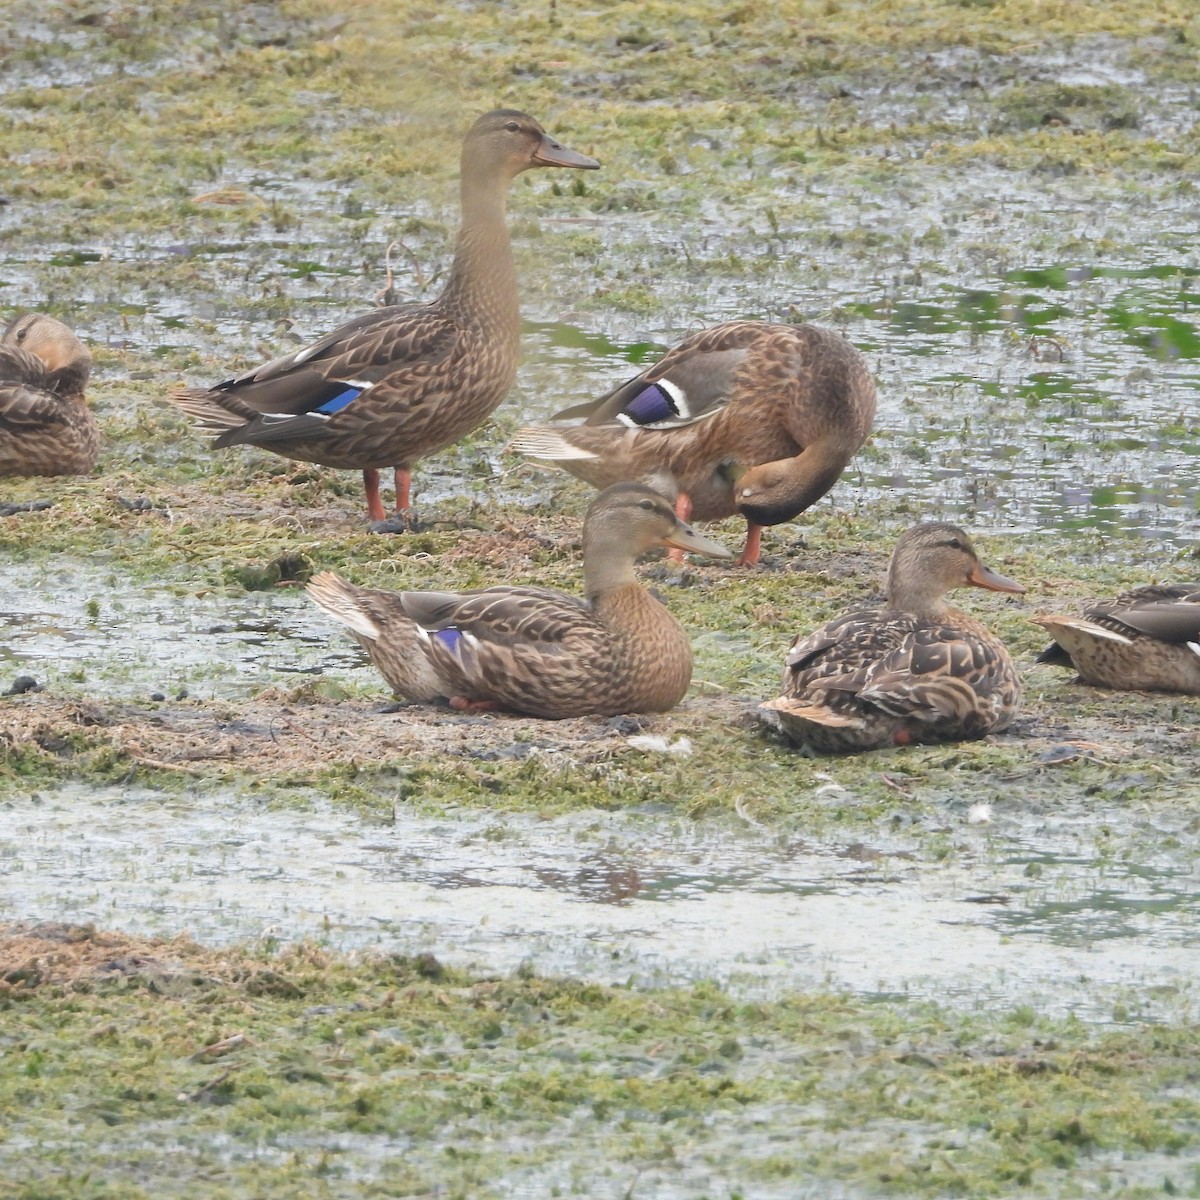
[449,695,501,713]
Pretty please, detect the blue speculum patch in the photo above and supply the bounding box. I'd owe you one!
[433,627,463,651]
[623,383,678,425]
[314,384,363,416]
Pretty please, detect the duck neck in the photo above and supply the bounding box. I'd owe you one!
[886,566,949,617]
[438,169,520,338]
[584,550,638,606]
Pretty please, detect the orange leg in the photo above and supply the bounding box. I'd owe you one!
[668,492,694,563]
[393,466,412,512]
[449,695,500,713]
[363,469,387,522]
[736,522,764,567]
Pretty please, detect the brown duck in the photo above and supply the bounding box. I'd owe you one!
[305,483,731,718]
[172,110,598,524]
[760,523,1024,753]
[1035,585,1200,694]
[508,321,876,565]
[0,313,98,477]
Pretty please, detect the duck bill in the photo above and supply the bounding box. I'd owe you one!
[662,523,733,560]
[967,562,1025,594]
[532,134,600,170]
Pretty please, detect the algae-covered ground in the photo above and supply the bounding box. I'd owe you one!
[2,1,1200,1197]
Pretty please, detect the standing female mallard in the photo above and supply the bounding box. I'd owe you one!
[508,321,876,565]
[0,313,98,478]
[306,483,731,718]
[1035,585,1200,694]
[760,523,1024,753]
[172,110,598,525]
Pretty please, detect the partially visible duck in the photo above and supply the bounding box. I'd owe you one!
[508,321,876,565]
[306,482,731,718]
[0,313,98,478]
[760,523,1024,752]
[1035,585,1200,694]
[173,109,599,525]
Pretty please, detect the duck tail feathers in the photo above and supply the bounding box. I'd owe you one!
[306,571,382,641]
[507,426,599,461]
[170,387,253,433]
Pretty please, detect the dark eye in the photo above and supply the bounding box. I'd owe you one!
[15,325,27,342]
[946,538,964,550]
[504,121,520,132]
[638,499,656,511]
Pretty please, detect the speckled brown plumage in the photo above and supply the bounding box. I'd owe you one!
[305,483,731,718]
[760,523,1024,753]
[509,321,876,564]
[172,110,598,523]
[1035,584,1200,694]
[0,313,98,478]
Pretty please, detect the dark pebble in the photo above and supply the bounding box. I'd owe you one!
[604,714,651,736]
[369,512,421,535]
[0,500,53,516]
[4,675,41,696]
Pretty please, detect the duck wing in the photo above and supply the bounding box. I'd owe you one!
[0,344,51,391]
[0,384,74,436]
[782,607,916,688]
[784,610,1011,728]
[176,304,462,447]
[1104,596,1200,644]
[403,583,604,700]
[404,585,589,641]
[1037,586,1200,662]
[551,322,769,429]
[0,347,70,434]
[853,624,1014,725]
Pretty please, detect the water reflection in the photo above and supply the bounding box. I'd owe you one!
[3,785,1197,1024]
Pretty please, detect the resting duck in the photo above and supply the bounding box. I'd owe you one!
[0,313,98,477]
[306,482,731,717]
[172,110,598,525]
[508,321,876,565]
[760,523,1024,753]
[1035,585,1200,694]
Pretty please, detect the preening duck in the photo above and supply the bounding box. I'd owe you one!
[0,313,98,478]
[509,321,876,565]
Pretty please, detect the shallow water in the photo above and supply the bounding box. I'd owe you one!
[4,782,1196,1025]
[0,564,373,699]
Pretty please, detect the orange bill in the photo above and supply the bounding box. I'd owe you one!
[661,522,733,559]
[532,134,600,170]
[968,561,1024,594]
